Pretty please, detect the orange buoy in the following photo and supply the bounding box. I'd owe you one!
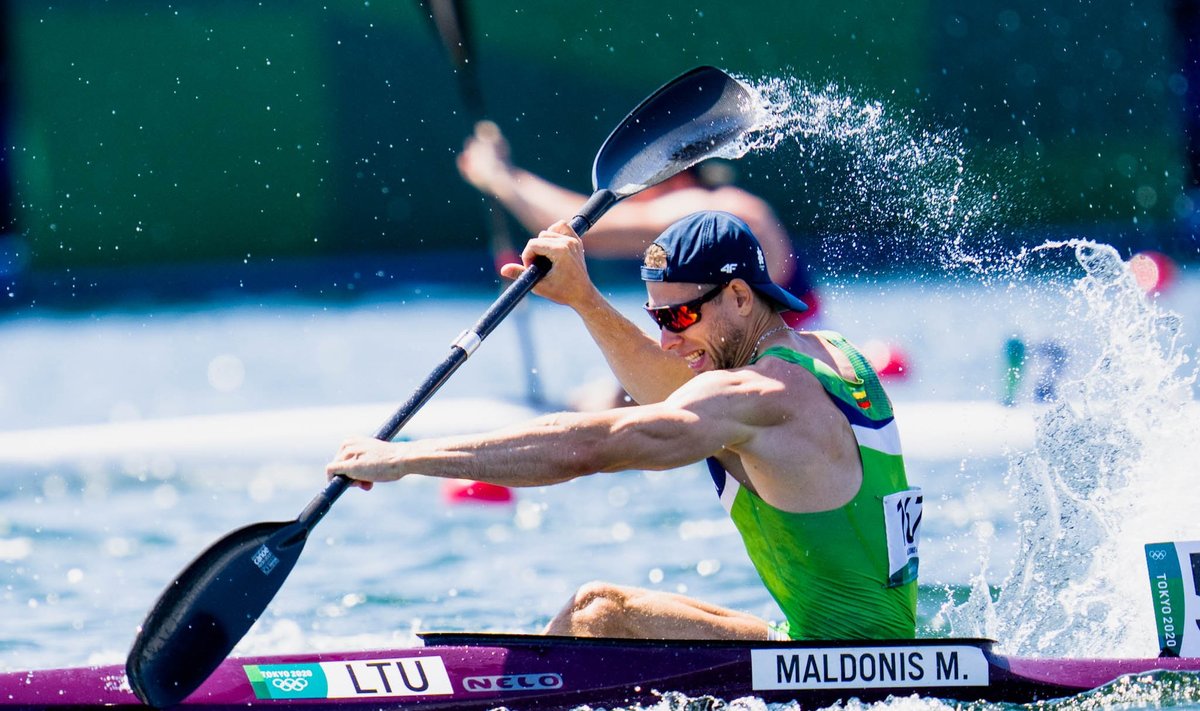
[441,479,515,505]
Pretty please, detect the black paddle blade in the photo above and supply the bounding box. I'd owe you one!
[591,66,760,197]
[126,520,309,708]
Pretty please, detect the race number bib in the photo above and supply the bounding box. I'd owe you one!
[883,487,922,587]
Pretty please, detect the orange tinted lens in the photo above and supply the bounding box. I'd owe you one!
[667,306,700,331]
[646,304,699,332]
[645,284,723,333]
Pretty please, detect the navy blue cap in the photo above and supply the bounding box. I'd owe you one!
[640,211,808,313]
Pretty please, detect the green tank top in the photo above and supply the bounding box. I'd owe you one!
[705,331,920,640]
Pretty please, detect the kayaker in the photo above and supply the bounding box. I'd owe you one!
[456,121,821,325]
[328,210,920,642]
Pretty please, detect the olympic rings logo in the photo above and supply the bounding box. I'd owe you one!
[271,677,310,692]
[1149,550,1167,561]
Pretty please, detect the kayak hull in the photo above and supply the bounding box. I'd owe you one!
[3,634,1198,709]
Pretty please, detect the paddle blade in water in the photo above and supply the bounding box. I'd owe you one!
[125,520,309,707]
[592,66,760,197]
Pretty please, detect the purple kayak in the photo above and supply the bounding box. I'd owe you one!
[3,633,1199,709]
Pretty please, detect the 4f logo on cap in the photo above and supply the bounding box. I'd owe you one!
[756,248,766,270]
[720,263,738,274]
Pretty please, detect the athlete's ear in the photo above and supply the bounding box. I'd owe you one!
[728,279,755,315]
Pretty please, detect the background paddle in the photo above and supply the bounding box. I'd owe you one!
[417,0,545,406]
[125,65,759,709]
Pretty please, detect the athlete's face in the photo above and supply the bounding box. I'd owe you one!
[645,282,748,373]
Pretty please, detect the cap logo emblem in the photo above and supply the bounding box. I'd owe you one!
[720,263,738,274]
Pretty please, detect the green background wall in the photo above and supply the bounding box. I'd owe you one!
[6,1,1193,278]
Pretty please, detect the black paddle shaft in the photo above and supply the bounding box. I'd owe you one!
[302,190,617,526]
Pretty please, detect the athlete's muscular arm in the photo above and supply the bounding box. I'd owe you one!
[326,369,783,490]
[501,222,693,404]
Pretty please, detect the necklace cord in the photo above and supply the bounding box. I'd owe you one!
[750,325,795,363]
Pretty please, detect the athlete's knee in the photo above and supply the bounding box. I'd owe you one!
[573,581,628,614]
[563,581,628,635]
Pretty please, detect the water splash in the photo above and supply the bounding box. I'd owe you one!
[1027,670,1200,711]
[598,670,1200,710]
[736,74,1018,275]
[733,74,1200,658]
[943,241,1198,657]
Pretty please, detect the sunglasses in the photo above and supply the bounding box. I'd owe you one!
[644,284,727,333]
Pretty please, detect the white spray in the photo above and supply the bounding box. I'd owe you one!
[740,74,1199,656]
[943,241,1196,656]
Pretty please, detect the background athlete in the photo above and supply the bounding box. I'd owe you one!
[457,121,820,323]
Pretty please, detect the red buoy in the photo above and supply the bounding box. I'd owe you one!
[441,479,515,505]
[1129,251,1178,295]
[861,340,911,381]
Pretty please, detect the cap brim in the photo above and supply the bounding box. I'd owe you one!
[754,282,809,312]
